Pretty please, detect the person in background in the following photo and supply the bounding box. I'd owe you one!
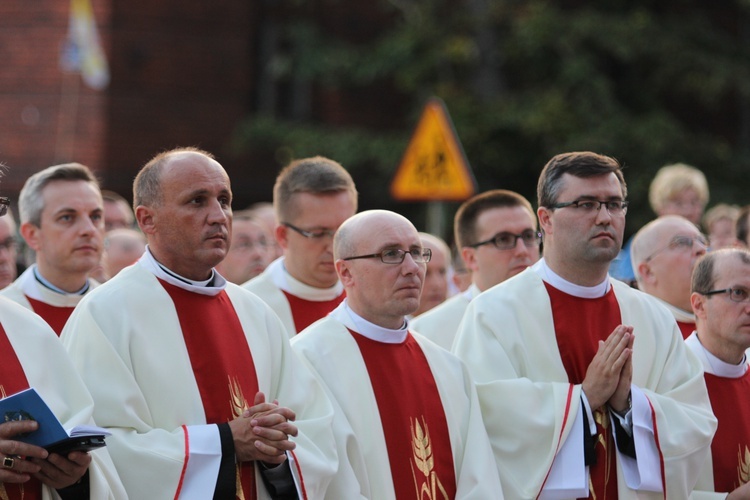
[291,210,504,498]
[687,248,750,498]
[1,163,104,335]
[412,189,540,350]
[0,173,126,499]
[0,208,18,289]
[101,190,135,231]
[243,156,357,335]
[215,210,272,284]
[735,205,750,248]
[248,201,284,261]
[631,215,708,338]
[454,151,715,498]
[610,162,709,285]
[703,203,740,250]
[61,147,338,499]
[102,228,146,279]
[411,232,450,317]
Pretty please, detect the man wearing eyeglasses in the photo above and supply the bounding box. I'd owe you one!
[291,209,503,498]
[215,210,272,284]
[687,248,750,498]
[1,163,104,335]
[243,156,357,335]
[631,215,708,338]
[411,189,540,350]
[454,151,715,499]
[0,207,19,290]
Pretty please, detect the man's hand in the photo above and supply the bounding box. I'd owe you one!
[608,331,634,413]
[229,392,298,463]
[0,420,48,484]
[727,480,750,499]
[582,325,633,410]
[30,451,91,489]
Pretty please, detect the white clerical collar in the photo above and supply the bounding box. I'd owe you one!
[532,258,611,298]
[266,257,344,301]
[685,332,748,378]
[32,264,90,295]
[329,300,408,344]
[653,297,695,324]
[139,246,227,296]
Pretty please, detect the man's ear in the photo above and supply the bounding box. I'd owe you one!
[537,207,552,236]
[637,261,655,285]
[691,292,707,320]
[461,247,479,273]
[20,222,41,252]
[135,206,156,235]
[336,259,354,287]
[276,224,289,251]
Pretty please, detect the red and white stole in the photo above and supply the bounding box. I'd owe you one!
[544,282,621,500]
[704,371,750,492]
[159,279,259,500]
[676,321,695,340]
[349,329,457,500]
[0,324,42,500]
[281,290,345,333]
[24,297,73,336]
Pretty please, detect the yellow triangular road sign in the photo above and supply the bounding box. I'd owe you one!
[391,98,476,201]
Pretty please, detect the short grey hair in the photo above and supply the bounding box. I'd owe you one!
[19,163,99,226]
[133,147,215,208]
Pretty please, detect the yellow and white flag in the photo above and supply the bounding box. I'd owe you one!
[60,0,110,89]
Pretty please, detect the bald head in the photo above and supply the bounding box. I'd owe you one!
[334,210,426,329]
[631,215,707,311]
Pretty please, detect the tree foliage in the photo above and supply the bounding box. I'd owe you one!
[232,0,750,236]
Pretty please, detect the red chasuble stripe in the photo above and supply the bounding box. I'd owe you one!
[704,371,750,492]
[676,321,695,340]
[349,329,456,500]
[281,290,345,333]
[159,280,259,500]
[544,282,620,500]
[25,297,74,336]
[0,324,42,500]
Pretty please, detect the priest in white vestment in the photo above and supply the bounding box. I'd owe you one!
[292,210,504,499]
[0,290,125,499]
[243,156,357,335]
[411,189,540,349]
[454,152,716,499]
[62,148,338,499]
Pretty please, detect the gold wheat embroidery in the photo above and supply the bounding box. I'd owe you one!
[737,444,750,487]
[228,377,250,499]
[410,416,448,500]
[587,407,614,500]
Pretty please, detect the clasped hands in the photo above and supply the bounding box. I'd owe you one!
[229,391,298,465]
[582,324,634,413]
[0,420,90,489]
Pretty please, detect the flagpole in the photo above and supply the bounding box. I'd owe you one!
[55,69,80,163]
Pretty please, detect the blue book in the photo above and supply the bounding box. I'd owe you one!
[0,388,109,454]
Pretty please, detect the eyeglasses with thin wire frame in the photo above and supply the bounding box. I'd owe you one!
[343,248,432,265]
[698,287,750,303]
[282,222,336,239]
[469,230,542,250]
[645,235,708,262]
[0,197,9,217]
[547,199,629,216]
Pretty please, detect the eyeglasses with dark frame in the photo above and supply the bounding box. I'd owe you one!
[282,222,336,239]
[343,248,432,265]
[469,230,542,251]
[645,234,708,262]
[0,197,9,217]
[698,287,750,303]
[548,199,629,216]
